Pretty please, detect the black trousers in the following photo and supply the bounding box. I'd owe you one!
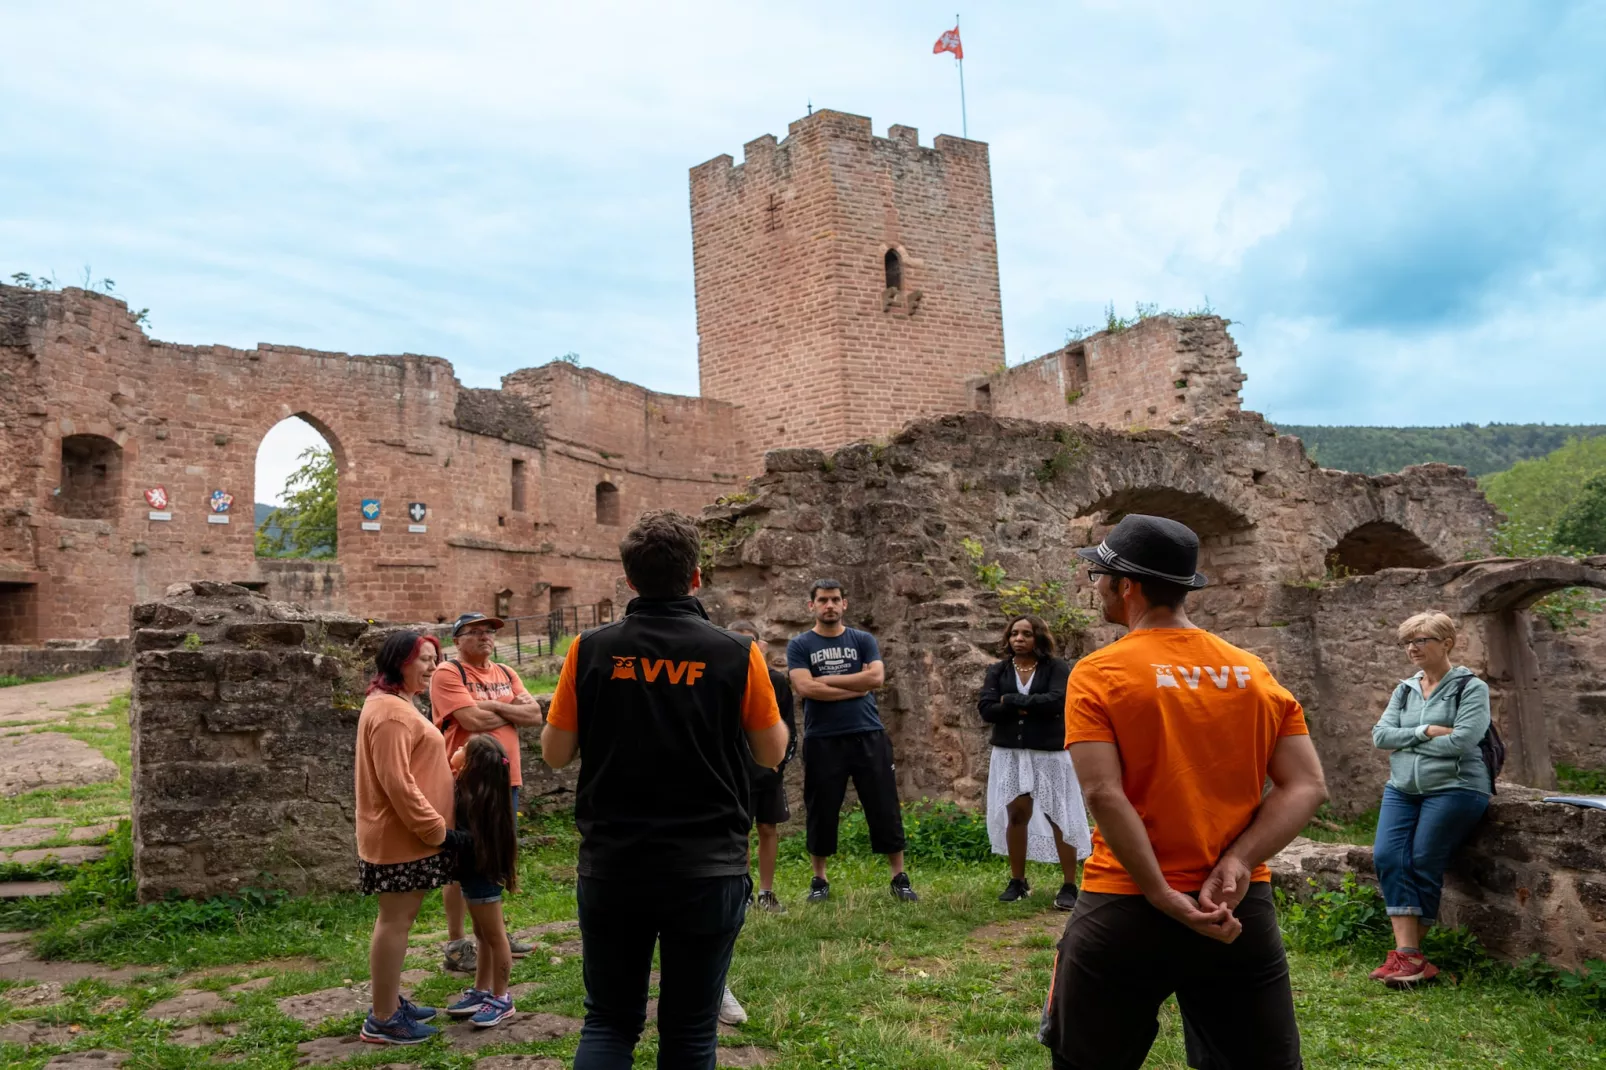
[1043,885,1303,1070]
[573,873,750,1070]
[803,729,906,857]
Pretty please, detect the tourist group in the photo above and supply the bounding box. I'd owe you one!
[351,508,1499,1068]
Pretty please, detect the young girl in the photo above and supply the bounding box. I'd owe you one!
[444,735,521,1028]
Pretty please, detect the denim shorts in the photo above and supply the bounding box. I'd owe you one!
[458,787,519,905]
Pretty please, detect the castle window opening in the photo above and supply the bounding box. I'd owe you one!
[254,415,341,560]
[884,249,903,291]
[1062,345,1089,393]
[0,583,39,643]
[56,434,122,519]
[595,481,620,526]
[511,459,527,512]
[495,588,512,619]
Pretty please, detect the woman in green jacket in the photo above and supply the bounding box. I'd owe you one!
[1368,611,1492,988]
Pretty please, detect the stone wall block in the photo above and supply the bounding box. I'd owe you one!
[223,622,308,646]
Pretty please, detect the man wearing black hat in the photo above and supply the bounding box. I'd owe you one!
[429,611,546,974]
[1042,514,1328,1070]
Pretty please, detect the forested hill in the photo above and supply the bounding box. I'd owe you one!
[1271,424,1606,476]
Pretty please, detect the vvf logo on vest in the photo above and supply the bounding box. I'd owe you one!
[1152,665,1253,690]
[610,656,707,685]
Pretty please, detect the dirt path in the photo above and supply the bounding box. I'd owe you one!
[0,669,129,725]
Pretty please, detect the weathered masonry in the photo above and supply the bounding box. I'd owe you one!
[3,110,1259,646]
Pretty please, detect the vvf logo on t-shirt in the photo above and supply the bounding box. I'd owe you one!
[610,656,707,685]
[1152,664,1253,690]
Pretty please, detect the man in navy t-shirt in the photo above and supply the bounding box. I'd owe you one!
[787,578,917,904]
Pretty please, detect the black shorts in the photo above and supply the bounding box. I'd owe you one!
[1042,884,1302,1070]
[803,729,905,857]
[750,770,790,826]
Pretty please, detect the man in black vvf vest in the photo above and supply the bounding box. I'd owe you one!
[542,510,789,1070]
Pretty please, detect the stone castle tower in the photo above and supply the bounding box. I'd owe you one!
[690,110,1006,466]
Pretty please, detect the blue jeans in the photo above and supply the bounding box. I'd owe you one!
[573,873,750,1070]
[1373,784,1488,923]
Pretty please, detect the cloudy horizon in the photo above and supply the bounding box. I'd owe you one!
[3,2,1601,503]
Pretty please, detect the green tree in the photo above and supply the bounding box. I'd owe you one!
[1554,474,1606,555]
[255,446,337,558]
[1481,435,1606,530]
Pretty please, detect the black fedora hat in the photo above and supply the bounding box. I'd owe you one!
[1075,514,1209,589]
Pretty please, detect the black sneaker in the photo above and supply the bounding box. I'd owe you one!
[998,877,1030,902]
[890,872,919,902]
[806,877,830,902]
[1054,882,1079,911]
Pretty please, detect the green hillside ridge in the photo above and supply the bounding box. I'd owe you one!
[1273,423,1606,477]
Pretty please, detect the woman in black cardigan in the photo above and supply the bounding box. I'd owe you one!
[978,615,1092,909]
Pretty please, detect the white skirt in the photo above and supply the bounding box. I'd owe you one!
[986,746,1094,863]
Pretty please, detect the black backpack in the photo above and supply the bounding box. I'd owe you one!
[1392,674,1506,793]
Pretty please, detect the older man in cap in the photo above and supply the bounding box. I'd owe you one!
[429,611,546,974]
[1041,515,1329,1070]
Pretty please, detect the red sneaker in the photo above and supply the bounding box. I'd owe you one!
[1369,950,1405,981]
[1386,953,1440,985]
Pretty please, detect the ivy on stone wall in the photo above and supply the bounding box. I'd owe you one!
[961,536,1095,650]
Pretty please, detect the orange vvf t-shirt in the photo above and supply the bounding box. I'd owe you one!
[429,659,531,787]
[1064,628,1308,895]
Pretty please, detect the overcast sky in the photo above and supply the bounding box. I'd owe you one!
[3,2,1602,503]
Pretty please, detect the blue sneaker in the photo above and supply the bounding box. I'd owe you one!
[470,993,516,1028]
[447,988,491,1019]
[398,995,437,1022]
[360,1007,438,1045]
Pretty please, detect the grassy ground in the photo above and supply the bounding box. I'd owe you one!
[1,809,1603,1068]
[0,693,131,829]
[1,696,1602,1066]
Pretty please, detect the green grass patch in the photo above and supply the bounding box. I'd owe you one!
[1557,763,1606,795]
[3,805,1604,1066]
[0,693,132,827]
[1302,804,1380,845]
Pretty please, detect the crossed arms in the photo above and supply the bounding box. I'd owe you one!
[789,660,884,703]
[449,692,544,733]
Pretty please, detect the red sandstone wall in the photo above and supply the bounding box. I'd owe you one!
[981,315,1246,432]
[0,287,741,639]
[692,111,1006,467]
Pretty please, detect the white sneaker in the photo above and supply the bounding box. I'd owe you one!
[718,986,747,1026]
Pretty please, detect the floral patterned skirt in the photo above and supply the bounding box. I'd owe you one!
[357,850,453,895]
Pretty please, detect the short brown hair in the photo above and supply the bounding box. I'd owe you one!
[619,510,700,598]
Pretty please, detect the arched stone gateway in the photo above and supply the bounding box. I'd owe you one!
[1328,519,1444,576]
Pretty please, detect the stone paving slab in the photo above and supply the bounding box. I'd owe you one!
[0,880,67,899]
[0,951,147,983]
[0,670,129,724]
[715,1047,778,1067]
[7,844,108,865]
[0,824,65,848]
[0,1019,82,1045]
[275,970,432,1023]
[43,1052,127,1070]
[144,987,232,1020]
[477,1059,564,1070]
[168,1021,243,1047]
[441,1011,582,1049]
[293,1033,415,1067]
[1,979,68,1007]
[0,732,119,796]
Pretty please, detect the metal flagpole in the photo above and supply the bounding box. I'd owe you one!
[957,13,968,138]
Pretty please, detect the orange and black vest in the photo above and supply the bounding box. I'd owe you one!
[561,595,769,879]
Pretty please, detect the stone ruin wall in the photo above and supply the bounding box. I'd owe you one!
[0,285,745,644]
[974,314,1247,433]
[694,410,1501,814]
[129,581,570,902]
[691,411,1606,964]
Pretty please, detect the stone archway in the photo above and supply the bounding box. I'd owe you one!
[1453,558,1606,789]
[1329,520,1444,576]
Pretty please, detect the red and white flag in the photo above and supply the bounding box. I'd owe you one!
[933,26,963,60]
